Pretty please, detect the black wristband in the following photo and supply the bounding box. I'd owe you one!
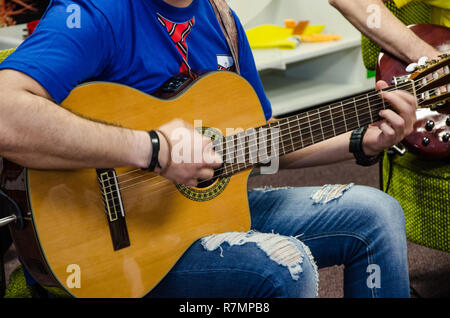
[147,130,161,171]
[349,126,383,166]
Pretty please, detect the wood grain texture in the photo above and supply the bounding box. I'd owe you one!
[26,72,266,297]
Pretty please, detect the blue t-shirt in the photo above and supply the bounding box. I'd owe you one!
[0,0,272,120]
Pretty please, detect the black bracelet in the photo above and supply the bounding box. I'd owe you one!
[147,130,161,171]
[349,126,383,166]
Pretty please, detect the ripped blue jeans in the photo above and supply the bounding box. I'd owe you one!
[147,185,410,298]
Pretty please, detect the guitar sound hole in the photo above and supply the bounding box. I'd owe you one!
[196,166,223,189]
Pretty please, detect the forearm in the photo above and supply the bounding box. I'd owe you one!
[280,132,353,169]
[0,88,151,170]
[329,0,440,63]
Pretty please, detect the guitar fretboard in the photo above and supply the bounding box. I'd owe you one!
[214,81,413,176]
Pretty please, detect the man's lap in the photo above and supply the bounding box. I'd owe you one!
[147,184,408,297]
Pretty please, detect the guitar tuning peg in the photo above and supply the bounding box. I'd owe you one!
[406,63,419,73]
[418,56,429,66]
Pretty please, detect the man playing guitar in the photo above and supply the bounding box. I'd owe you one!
[0,0,418,297]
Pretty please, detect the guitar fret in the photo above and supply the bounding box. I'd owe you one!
[258,126,270,166]
[330,102,346,136]
[288,119,295,153]
[366,94,373,123]
[320,106,335,140]
[224,134,235,165]
[220,81,411,177]
[246,128,257,165]
[343,100,357,131]
[340,101,348,132]
[236,131,246,164]
[353,97,361,127]
[279,121,287,156]
[368,93,383,123]
[296,115,304,149]
[307,113,315,144]
[329,105,336,137]
[317,110,324,141]
[354,94,372,128]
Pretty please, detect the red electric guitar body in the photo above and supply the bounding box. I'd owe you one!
[377,24,450,160]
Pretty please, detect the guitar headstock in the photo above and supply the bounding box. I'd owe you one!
[410,54,450,110]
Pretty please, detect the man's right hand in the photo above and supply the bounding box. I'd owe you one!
[156,119,223,187]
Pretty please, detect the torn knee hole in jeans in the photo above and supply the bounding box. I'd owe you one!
[311,183,354,204]
[251,186,293,193]
[200,231,318,291]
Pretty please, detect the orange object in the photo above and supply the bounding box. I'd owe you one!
[300,34,342,42]
[284,19,296,29]
[292,20,310,35]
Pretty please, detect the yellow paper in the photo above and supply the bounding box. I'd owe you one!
[302,25,325,36]
[246,25,300,49]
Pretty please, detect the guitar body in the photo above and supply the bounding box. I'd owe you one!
[4,72,266,298]
[377,24,450,159]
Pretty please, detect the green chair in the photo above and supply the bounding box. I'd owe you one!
[0,48,15,63]
[381,152,449,252]
[361,1,449,253]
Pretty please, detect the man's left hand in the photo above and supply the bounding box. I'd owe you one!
[362,80,417,156]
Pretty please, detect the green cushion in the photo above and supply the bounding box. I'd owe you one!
[4,266,33,298]
[4,265,71,298]
[0,48,15,63]
[382,152,449,252]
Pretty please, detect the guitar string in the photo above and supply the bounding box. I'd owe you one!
[100,70,449,197]
[98,81,418,193]
[101,86,448,204]
[99,82,426,198]
[99,80,418,189]
[99,85,420,201]
[101,61,449,188]
[100,95,398,195]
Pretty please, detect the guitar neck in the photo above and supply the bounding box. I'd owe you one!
[218,80,414,176]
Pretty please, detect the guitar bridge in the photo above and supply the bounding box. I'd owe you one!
[97,169,130,251]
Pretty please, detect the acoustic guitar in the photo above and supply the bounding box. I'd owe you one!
[377,24,450,159]
[2,53,449,298]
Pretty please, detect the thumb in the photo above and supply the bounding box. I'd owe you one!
[376,80,389,91]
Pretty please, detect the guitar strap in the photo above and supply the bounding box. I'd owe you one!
[208,0,241,74]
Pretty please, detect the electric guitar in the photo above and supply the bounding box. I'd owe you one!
[377,24,450,159]
[2,53,449,298]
